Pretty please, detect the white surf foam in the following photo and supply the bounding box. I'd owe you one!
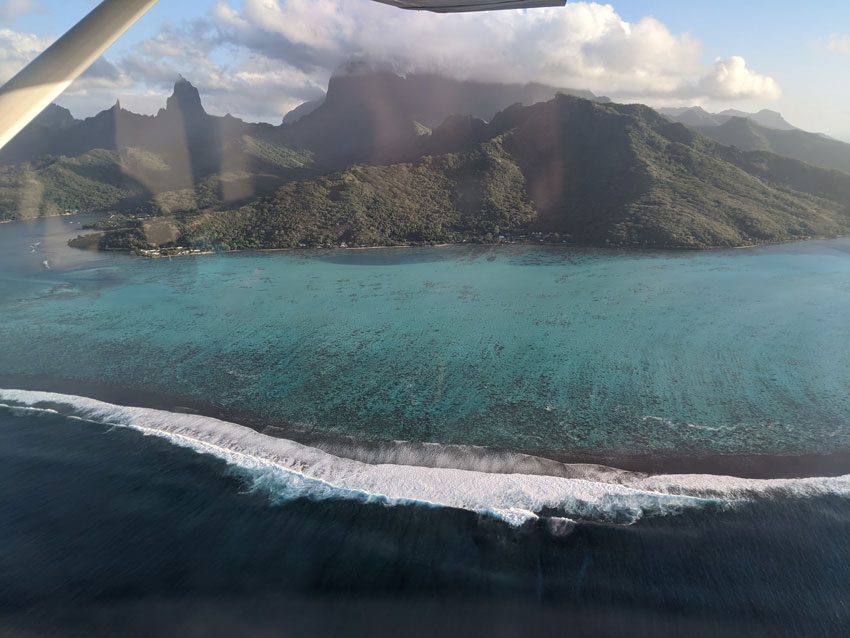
[2,389,849,526]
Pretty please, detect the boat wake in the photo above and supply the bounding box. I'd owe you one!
[2,389,849,527]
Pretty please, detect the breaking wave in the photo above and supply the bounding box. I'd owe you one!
[2,389,850,527]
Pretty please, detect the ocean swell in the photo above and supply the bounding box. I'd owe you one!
[2,389,849,527]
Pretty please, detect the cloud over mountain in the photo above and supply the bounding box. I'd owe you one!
[204,0,781,103]
[0,1,782,122]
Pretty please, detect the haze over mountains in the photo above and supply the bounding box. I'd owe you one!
[2,70,850,250]
[659,106,850,174]
[659,106,797,131]
[280,64,607,127]
[0,72,604,168]
[0,72,608,216]
[690,118,850,175]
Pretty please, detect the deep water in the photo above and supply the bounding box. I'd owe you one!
[3,216,850,636]
[2,408,850,637]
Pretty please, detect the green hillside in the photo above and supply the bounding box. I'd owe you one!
[111,95,850,252]
[0,151,148,220]
[3,75,849,251]
[178,142,534,250]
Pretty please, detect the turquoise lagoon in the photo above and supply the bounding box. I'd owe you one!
[6,216,850,637]
[2,215,850,457]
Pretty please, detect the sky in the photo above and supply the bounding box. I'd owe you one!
[1,0,849,140]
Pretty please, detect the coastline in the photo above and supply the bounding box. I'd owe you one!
[63,231,850,259]
[0,211,841,256]
[3,373,849,481]
[221,231,850,256]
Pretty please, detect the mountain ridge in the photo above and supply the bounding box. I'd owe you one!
[105,92,850,252]
[1,72,849,252]
[691,117,850,175]
[658,106,798,131]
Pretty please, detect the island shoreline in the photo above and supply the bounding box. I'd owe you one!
[62,223,850,258]
[1,211,844,256]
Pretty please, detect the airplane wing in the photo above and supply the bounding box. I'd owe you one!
[0,0,566,152]
[373,0,565,12]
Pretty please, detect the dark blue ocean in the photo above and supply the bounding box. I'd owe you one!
[2,216,850,636]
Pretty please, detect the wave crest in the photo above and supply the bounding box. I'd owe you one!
[2,389,849,527]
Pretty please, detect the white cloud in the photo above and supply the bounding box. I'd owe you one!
[0,0,43,23]
[1,2,783,122]
[827,34,850,55]
[209,1,708,96]
[697,56,781,101]
[0,27,129,87]
[194,0,781,114]
[0,26,135,118]
[117,20,324,121]
[0,27,48,83]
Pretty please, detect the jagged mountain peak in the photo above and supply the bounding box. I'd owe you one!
[718,108,795,131]
[34,103,78,129]
[163,77,206,117]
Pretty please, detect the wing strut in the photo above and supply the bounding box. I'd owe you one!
[0,0,159,152]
